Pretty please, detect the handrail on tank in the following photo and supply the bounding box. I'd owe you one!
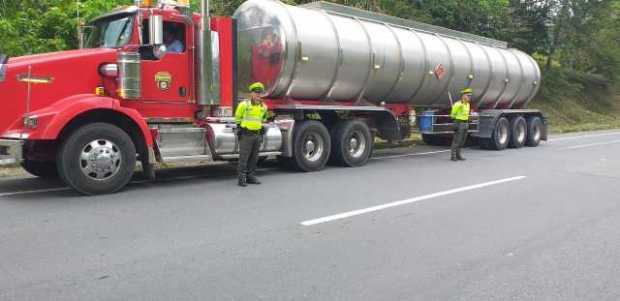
[301,1,508,49]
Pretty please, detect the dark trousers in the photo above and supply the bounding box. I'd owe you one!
[451,121,469,158]
[238,131,262,177]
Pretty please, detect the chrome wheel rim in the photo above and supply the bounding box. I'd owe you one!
[517,123,526,143]
[533,124,541,142]
[348,131,367,159]
[499,123,509,145]
[303,133,324,162]
[80,139,122,181]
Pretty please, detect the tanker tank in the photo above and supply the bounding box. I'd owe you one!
[233,0,541,110]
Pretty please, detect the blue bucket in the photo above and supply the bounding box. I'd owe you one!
[419,111,434,132]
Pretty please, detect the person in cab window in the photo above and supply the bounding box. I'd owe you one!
[164,26,184,53]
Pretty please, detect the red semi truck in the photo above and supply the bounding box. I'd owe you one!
[0,0,547,195]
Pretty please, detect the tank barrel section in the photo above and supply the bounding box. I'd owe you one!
[233,0,541,110]
[197,0,217,106]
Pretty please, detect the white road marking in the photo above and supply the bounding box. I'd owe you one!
[0,187,71,197]
[0,180,150,197]
[372,150,450,160]
[300,176,527,226]
[566,139,620,150]
[550,132,620,142]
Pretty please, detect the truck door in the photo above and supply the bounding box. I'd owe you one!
[141,21,191,103]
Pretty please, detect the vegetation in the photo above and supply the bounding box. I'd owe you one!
[1,0,619,132]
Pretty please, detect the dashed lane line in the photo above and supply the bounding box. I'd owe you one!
[300,176,527,226]
[565,139,620,150]
[549,132,620,142]
[372,150,451,160]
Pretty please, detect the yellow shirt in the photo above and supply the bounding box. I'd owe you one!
[235,100,268,131]
[450,100,471,122]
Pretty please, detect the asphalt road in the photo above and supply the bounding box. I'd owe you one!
[1,130,620,301]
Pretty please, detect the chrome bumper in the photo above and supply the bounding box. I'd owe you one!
[0,139,24,165]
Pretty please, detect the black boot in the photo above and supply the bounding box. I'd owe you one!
[247,174,261,185]
[238,174,247,187]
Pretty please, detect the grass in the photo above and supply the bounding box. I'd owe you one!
[530,91,620,133]
[0,164,26,178]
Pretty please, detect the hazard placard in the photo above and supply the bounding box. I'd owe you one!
[434,64,446,80]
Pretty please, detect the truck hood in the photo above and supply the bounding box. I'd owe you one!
[0,48,118,136]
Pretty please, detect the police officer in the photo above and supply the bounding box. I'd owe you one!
[235,82,268,187]
[450,88,472,161]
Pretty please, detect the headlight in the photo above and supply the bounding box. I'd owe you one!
[23,115,39,129]
[99,63,118,78]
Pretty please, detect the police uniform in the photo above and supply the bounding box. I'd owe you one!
[450,88,472,161]
[235,83,268,187]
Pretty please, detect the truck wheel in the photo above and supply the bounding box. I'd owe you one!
[21,160,58,179]
[484,117,510,151]
[291,121,331,172]
[508,116,527,148]
[330,120,373,167]
[526,116,543,147]
[57,123,136,195]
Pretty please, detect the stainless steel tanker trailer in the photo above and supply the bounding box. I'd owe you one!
[235,0,547,153]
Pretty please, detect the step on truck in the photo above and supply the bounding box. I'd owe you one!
[0,0,547,195]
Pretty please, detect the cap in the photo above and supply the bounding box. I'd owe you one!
[249,82,265,93]
[460,88,474,95]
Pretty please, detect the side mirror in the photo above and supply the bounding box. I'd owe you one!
[149,15,164,46]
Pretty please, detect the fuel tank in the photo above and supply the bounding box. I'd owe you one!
[233,0,541,109]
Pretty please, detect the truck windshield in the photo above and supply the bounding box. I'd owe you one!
[85,14,134,48]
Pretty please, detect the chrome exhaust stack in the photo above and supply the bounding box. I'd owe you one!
[197,0,217,107]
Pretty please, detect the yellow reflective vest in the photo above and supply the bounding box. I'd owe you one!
[235,100,268,131]
[450,100,471,122]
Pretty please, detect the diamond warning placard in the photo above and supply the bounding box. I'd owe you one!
[434,64,446,80]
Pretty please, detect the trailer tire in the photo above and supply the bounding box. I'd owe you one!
[330,120,373,167]
[526,116,543,147]
[483,117,510,151]
[57,123,136,195]
[291,121,331,172]
[508,116,527,148]
[21,160,58,179]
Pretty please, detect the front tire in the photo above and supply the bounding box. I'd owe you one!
[330,120,373,167]
[291,121,331,172]
[57,123,136,195]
